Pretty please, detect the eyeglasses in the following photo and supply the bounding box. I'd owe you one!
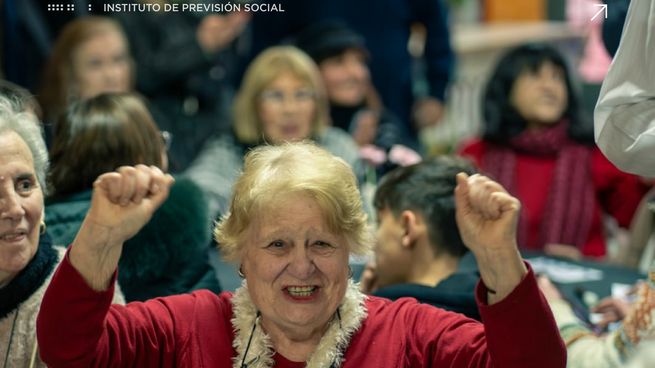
[161,131,172,151]
[259,88,315,105]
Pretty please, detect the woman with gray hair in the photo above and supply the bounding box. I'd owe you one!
[0,93,123,368]
[37,141,564,367]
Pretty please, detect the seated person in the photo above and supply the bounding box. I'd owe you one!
[0,93,123,367]
[294,21,410,153]
[39,17,132,132]
[37,17,186,171]
[37,142,565,367]
[459,43,648,259]
[538,276,655,367]
[184,46,362,219]
[360,156,481,320]
[45,92,220,302]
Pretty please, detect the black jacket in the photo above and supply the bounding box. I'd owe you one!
[374,271,481,321]
[115,9,237,170]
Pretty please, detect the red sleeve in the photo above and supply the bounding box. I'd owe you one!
[36,248,231,368]
[474,265,565,367]
[402,265,565,367]
[457,138,485,169]
[592,147,650,227]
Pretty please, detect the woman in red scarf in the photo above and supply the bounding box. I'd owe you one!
[460,43,648,259]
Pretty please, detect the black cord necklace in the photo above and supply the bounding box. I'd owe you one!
[240,311,261,368]
[240,309,344,368]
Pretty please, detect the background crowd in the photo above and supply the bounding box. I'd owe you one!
[1,0,654,367]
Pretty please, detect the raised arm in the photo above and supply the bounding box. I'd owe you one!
[37,165,177,367]
[69,165,174,290]
[454,173,527,304]
[408,173,565,367]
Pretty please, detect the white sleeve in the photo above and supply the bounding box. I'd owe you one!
[547,300,622,368]
[594,0,655,176]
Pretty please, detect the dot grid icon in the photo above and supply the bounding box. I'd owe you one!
[47,3,74,11]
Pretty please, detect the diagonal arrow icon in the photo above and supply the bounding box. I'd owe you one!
[591,3,608,21]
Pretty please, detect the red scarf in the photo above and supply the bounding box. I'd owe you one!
[482,121,595,250]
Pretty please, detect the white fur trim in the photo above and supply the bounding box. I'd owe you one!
[230,280,368,368]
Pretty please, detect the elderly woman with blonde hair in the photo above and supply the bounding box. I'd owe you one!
[38,140,564,367]
[184,46,362,219]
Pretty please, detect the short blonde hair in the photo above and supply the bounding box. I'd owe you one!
[215,141,372,262]
[233,46,330,145]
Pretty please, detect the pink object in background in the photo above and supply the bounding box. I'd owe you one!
[359,145,387,166]
[388,145,422,166]
[359,144,422,167]
[567,0,612,83]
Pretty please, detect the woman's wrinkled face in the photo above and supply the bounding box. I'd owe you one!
[73,30,131,99]
[0,131,44,287]
[320,49,369,106]
[241,194,350,335]
[258,73,316,144]
[510,61,569,129]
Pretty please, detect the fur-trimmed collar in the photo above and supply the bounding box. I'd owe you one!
[230,280,367,368]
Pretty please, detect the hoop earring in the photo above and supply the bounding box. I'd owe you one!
[40,221,47,235]
[238,265,245,278]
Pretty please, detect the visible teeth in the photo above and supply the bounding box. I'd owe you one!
[287,286,316,297]
[288,286,314,292]
[1,233,24,241]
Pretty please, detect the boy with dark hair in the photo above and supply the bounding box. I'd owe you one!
[361,156,481,320]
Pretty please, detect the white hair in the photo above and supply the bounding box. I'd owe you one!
[0,95,49,193]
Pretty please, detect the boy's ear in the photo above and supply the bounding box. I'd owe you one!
[400,210,420,248]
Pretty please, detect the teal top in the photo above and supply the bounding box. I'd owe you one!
[45,177,221,301]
